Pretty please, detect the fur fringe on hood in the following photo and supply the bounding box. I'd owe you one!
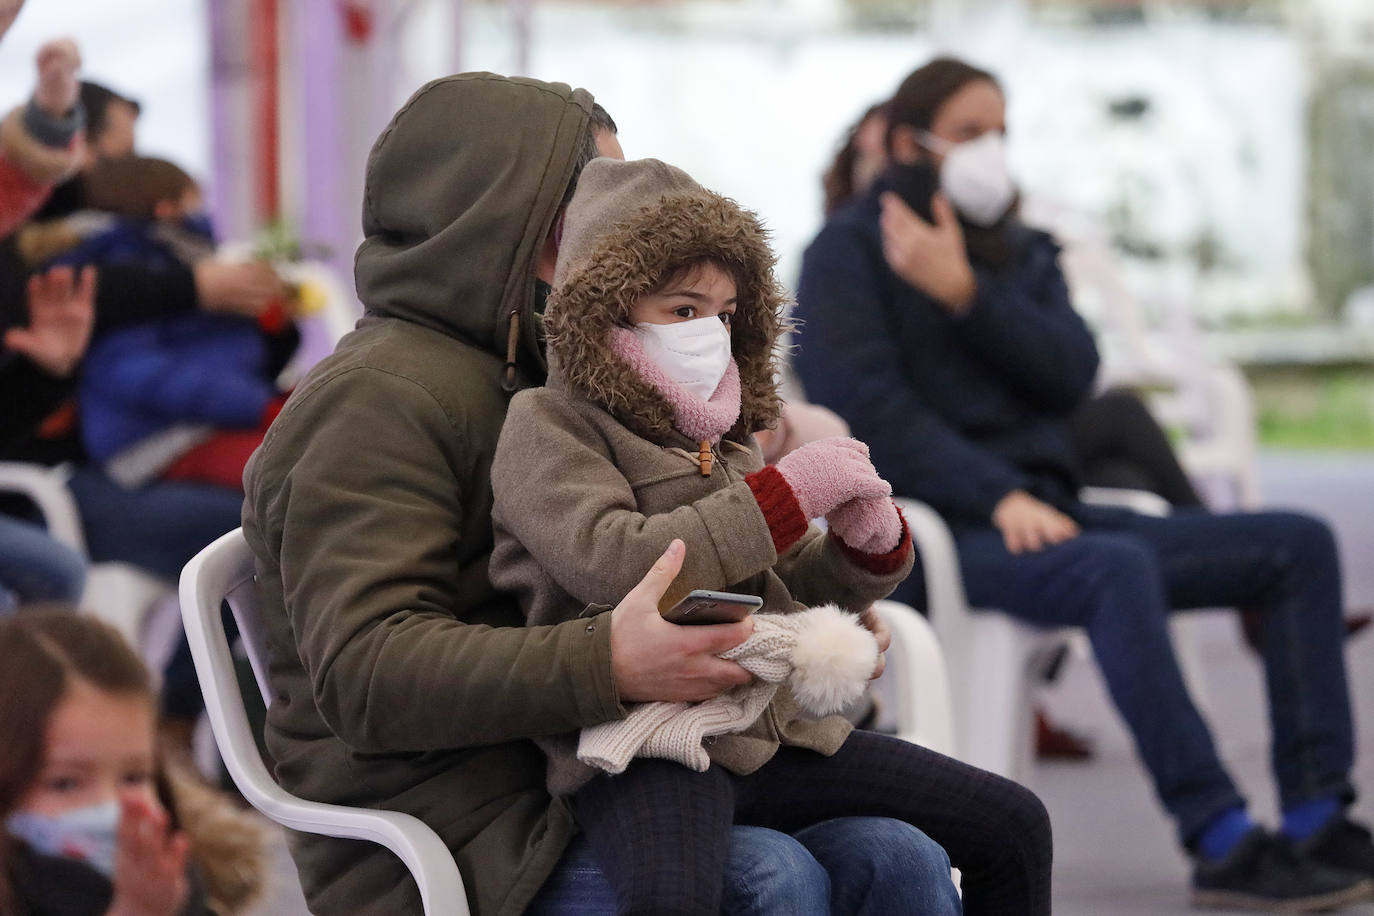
[543,158,789,444]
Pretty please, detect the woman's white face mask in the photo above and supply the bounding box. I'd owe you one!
[633,316,733,401]
[920,130,1016,227]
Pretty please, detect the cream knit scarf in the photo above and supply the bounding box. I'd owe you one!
[578,605,877,774]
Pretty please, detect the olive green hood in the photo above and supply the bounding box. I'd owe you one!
[354,72,594,375]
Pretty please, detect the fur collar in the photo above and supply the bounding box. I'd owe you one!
[544,189,787,445]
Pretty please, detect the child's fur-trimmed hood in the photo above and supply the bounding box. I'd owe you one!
[544,157,788,443]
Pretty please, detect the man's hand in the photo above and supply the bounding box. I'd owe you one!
[611,539,756,703]
[879,191,977,313]
[193,260,284,317]
[106,791,190,916]
[858,605,891,680]
[992,490,1080,555]
[5,265,95,377]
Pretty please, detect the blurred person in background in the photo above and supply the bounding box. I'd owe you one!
[32,79,139,221]
[0,34,84,238]
[43,154,297,492]
[795,55,1374,911]
[0,266,92,615]
[1,14,285,754]
[0,609,265,915]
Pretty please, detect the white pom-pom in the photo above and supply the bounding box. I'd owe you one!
[788,605,878,715]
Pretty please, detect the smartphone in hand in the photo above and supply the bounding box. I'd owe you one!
[662,589,762,625]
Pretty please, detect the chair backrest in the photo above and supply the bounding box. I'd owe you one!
[179,529,469,915]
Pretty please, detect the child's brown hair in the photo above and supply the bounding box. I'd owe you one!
[82,155,197,221]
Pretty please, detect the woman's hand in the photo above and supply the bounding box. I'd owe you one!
[105,791,190,916]
[991,490,1080,555]
[879,191,977,313]
[193,260,284,317]
[610,539,756,703]
[5,265,95,377]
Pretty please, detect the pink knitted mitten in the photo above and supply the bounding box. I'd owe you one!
[772,437,890,520]
[827,495,904,555]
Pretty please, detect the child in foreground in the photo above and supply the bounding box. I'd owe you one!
[0,609,264,915]
[490,156,1053,915]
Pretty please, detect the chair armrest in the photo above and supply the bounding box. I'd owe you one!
[873,600,956,756]
[1079,486,1171,517]
[893,498,973,641]
[0,461,87,553]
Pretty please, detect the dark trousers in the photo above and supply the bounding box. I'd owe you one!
[575,729,1052,915]
[1070,388,1203,508]
[954,504,1354,846]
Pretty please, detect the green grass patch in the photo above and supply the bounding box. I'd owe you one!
[1253,370,1374,450]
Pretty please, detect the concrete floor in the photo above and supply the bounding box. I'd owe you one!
[246,451,1374,915]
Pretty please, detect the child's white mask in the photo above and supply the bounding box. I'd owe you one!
[920,130,1016,227]
[6,800,121,879]
[633,317,733,402]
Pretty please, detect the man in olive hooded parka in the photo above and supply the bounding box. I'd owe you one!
[241,73,622,915]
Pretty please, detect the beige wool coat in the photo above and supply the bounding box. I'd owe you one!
[490,158,914,796]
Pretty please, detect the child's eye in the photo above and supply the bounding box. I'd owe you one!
[719,313,733,327]
[672,306,696,320]
[121,769,152,787]
[45,776,81,793]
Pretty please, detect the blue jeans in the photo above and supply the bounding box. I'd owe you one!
[0,514,87,614]
[528,818,960,915]
[66,466,243,580]
[952,505,1354,846]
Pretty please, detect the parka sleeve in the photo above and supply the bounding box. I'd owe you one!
[795,222,1028,523]
[950,245,1100,413]
[490,391,782,609]
[250,368,624,753]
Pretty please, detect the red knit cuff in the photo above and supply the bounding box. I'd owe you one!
[829,506,912,576]
[745,465,809,555]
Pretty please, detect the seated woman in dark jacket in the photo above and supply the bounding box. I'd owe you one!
[795,55,1374,911]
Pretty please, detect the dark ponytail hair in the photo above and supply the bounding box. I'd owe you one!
[822,102,888,216]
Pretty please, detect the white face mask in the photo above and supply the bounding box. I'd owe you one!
[921,130,1016,227]
[6,800,121,879]
[633,316,733,402]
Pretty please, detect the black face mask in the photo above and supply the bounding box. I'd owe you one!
[883,161,941,224]
[534,279,553,316]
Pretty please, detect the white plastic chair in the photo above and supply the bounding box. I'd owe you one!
[871,599,957,756]
[897,488,1208,782]
[178,528,469,916]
